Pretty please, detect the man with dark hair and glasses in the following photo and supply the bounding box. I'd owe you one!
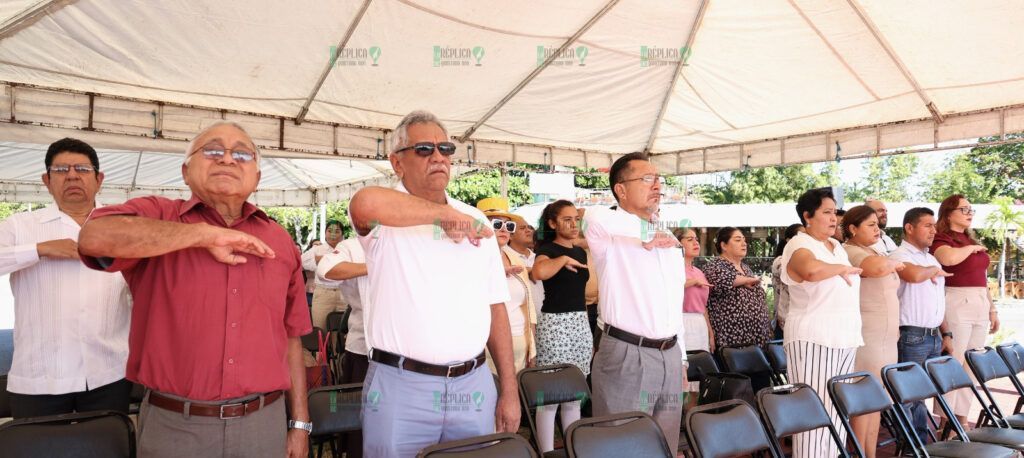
[0,137,132,419]
[582,151,687,453]
[348,110,519,457]
[78,122,313,458]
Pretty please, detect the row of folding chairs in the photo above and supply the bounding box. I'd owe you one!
[684,347,1024,458]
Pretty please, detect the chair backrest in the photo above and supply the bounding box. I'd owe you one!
[0,410,136,458]
[881,362,939,404]
[565,411,672,458]
[0,374,10,418]
[757,384,835,438]
[763,340,787,374]
[685,400,778,458]
[997,343,1024,375]
[719,345,773,375]
[827,372,892,419]
[966,347,1013,383]
[518,364,590,409]
[686,350,720,382]
[925,356,975,393]
[301,327,325,353]
[307,383,363,435]
[417,432,537,458]
[325,310,347,334]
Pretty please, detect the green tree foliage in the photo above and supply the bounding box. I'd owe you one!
[925,137,1024,203]
[695,164,839,204]
[446,168,532,208]
[264,201,351,249]
[0,203,45,221]
[845,155,919,202]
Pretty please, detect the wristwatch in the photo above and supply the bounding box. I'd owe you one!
[288,419,313,434]
[941,331,953,339]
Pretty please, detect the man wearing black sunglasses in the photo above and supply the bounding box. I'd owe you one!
[349,110,520,457]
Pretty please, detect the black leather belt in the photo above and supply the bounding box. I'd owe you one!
[604,324,677,351]
[899,325,942,336]
[370,349,485,378]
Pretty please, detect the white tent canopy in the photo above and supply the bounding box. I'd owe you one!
[1,0,1023,177]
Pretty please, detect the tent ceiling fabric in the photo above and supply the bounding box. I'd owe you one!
[0,0,1023,175]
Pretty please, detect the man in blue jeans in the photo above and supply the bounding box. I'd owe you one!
[889,207,953,444]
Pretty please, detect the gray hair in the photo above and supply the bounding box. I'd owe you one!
[184,121,261,169]
[388,110,449,154]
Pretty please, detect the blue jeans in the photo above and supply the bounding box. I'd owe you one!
[896,328,942,444]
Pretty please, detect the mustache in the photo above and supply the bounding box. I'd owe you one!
[427,164,449,174]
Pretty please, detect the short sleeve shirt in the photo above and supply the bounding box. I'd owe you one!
[535,242,589,314]
[931,231,990,287]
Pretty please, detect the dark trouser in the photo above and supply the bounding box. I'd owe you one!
[586,304,600,351]
[339,351,369,458]
[897,327,942,444]
[9,378,131,419]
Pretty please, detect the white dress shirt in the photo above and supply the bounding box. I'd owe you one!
[302,242,343,288]
[871,233,899,254]
[583,206,685,344]
[888,241,946,328]
[0,205,131,395]
[353,183,509,364]
[780,232,863,349]
[316,238,368,355]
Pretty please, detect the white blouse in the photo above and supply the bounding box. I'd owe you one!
[780,232,863,349]
[505,275,528,337]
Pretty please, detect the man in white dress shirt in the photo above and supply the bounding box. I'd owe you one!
[865,198,898,253]
[0,138,131,418]
[583,152,687,453]
[348,110,518,457]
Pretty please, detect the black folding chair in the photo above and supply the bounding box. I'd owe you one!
[924,356,1024,451]
[762,340,788,385]
[307,383,363,458]
[684,399,779,458]
[0,410,136,457]
[756,383,848,457]
[302,326,327,355]
[719,344,775,394]
[0,374,10,418]
[685,350,719,385]
[325,310,349,380]
[517,364,590,456]
[997,343,1024,427]
[417,432,537,458]
[828,371,910,458]
[128,382,146,415]
[565,411,672,458]
[881,362,1015,458]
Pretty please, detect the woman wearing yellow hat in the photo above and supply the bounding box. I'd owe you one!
[476,197,537,375]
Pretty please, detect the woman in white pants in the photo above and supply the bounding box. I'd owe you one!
[781,188,864,458]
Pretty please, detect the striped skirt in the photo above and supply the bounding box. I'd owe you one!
[783,340,857,458]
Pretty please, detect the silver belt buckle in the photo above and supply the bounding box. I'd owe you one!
[219,401,246,419]
[446,361,467,378]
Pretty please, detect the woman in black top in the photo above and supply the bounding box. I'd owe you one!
[529,199,591,453]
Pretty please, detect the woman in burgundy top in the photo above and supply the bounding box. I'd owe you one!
[931,194,999,424]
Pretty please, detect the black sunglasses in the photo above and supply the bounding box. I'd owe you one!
[394,142,457,157]
[491,219,517,233]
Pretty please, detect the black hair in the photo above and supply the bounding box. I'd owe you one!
[537,199,576,245]
[45,138,99,174]
[903,207,935,228]
[773,223,804,257]
[795,187,835,225]
[325,220,344,230]
[835,208,846,217]
[609,152,649,203]
[714,227,743,254]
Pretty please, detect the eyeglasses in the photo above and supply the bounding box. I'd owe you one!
[956,206,976,216]
[48,164,96,174]
[620,174,666,185]
[190,144,257,163]
[491,219,517,233]
[394,142,457,157]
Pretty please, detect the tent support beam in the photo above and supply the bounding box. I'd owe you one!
[0,0,77,41]
[846,0,945,123]
[295,0,373,124]
[456,0,622,142]
[644,0,709,153]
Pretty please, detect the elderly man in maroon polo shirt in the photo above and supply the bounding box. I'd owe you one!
[78,122,312,458]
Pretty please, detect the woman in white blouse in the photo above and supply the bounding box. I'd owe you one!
[781,188,863,458]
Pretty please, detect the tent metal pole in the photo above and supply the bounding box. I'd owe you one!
[644,0,710,153]
[0,0,76,42]
[456,0,622,142]
[319,203,327,242]
[295,0,373,124]
[845,0,944,123]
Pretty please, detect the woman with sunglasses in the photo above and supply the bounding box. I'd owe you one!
[932,194,998,426]
[475,197,537,376]
[530,199,591,454]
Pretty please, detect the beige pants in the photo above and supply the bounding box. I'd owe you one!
[942,286,991,417]
[310,284,345,330]
[487,333,529,374]
[137,391,286,458]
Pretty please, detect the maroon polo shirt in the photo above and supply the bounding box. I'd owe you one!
[81,196,312,401]
[931,230,991,288]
